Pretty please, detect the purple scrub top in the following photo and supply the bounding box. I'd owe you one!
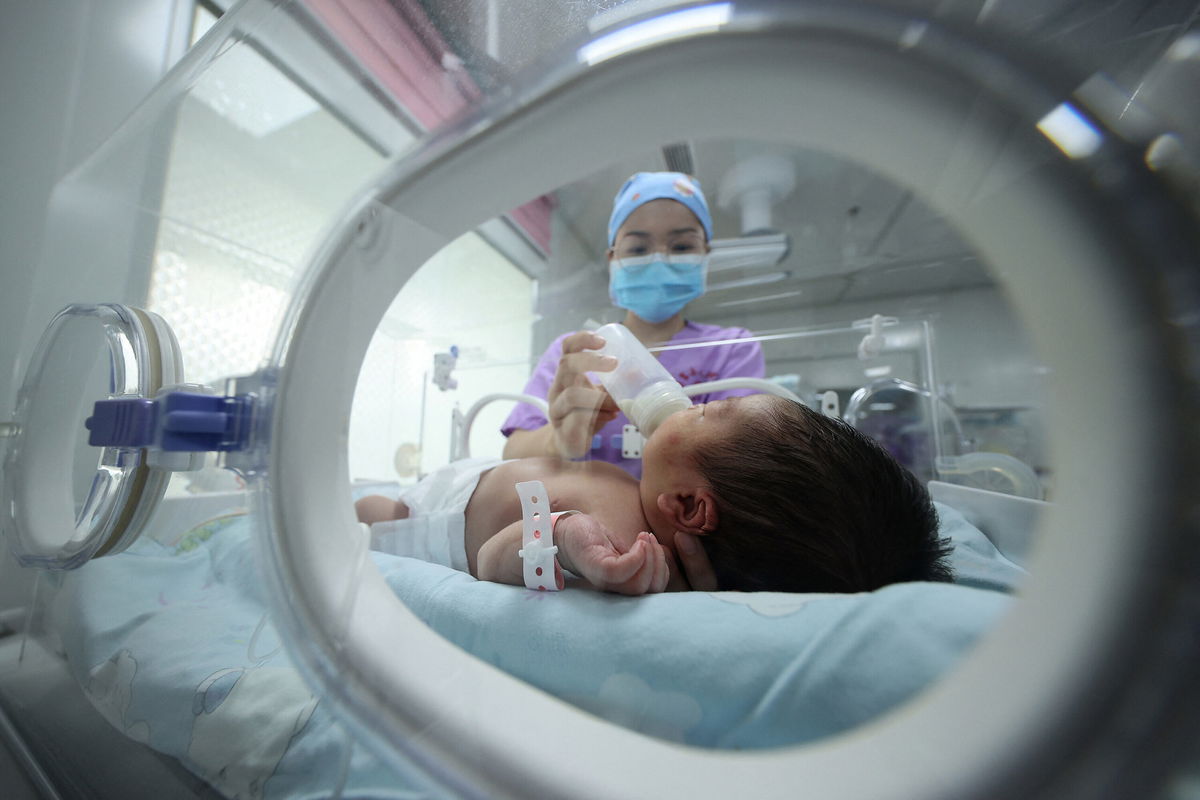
[501,321,766,478]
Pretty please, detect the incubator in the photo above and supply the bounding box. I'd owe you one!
[1,1,1199,798]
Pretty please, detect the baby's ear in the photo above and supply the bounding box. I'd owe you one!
[657,489,719,535]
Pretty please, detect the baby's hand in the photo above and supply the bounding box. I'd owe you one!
[557,515,669,595]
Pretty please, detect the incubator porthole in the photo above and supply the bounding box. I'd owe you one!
[1,304,183,569]
[338,139,1054,755]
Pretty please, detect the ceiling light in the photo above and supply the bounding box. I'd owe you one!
[707,233,791,272]
[713,290,804,308]
[708,271,790,292]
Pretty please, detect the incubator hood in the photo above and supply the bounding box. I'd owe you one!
[2,1,1199,799]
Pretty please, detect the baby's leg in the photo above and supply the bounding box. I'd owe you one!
[355,495,411,525]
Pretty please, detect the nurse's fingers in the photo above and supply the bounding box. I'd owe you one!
[674,531,718,591]
[560,330,607,356]
[548,385,615,424]
[548,386,613,457]
[552,351,617,395]
[550,331,615,392]
[556,413,597,458]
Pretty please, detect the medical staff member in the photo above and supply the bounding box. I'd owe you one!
[501,171,766,478]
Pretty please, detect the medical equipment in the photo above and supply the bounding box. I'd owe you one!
[855,314,893,361]
[592,322,692,436]
[1,1,1198,798]
[935,453,1044,501]
[844,376,971,484]
[451,376,799,462]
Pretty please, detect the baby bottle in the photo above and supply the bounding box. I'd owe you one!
[591,323,692,437]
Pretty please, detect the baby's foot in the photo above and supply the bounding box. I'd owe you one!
[355,495,411,524]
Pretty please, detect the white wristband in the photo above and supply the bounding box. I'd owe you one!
[515,480,578,592]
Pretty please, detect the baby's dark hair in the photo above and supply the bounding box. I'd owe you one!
[694,396,953,593]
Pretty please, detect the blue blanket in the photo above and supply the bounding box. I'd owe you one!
[55,501,1018,799]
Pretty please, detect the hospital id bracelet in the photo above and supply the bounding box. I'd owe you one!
[515,480,578,592]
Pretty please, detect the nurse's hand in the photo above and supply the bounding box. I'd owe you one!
[674,531,718,591]
[546,331,620,458]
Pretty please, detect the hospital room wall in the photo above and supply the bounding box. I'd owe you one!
[529,202,612,357]
[0,1,193,616]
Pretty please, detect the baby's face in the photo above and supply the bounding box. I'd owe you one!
[643,393,777,468]
[638,394,779,558]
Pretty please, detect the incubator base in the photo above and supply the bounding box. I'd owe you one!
[0,636,219,799]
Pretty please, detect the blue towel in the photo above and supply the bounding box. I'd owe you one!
[55,505,1013,798]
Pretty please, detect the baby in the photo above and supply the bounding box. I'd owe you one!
[356,394,954,595]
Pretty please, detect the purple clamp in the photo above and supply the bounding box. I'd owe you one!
[159,392,251,452]
[85,392,252,452]
[85,398,156,448]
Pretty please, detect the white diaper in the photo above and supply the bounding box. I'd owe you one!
[368,457,506,572]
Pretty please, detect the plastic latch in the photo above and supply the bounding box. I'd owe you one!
[85,398,156,447]
[85,391,253,453]
[820,390,840,418]
[621,425,644,459]
[159,392,252,452]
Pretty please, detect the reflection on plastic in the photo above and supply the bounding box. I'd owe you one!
[580,3,732,64]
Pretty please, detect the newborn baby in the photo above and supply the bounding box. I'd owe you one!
[357,394,953,595]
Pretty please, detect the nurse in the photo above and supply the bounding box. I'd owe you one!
[501,171,766,479]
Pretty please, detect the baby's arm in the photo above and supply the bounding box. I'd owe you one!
[476,520,564,590]
[476,514,669,595]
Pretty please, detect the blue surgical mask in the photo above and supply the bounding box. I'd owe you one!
[608,253,708,324]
